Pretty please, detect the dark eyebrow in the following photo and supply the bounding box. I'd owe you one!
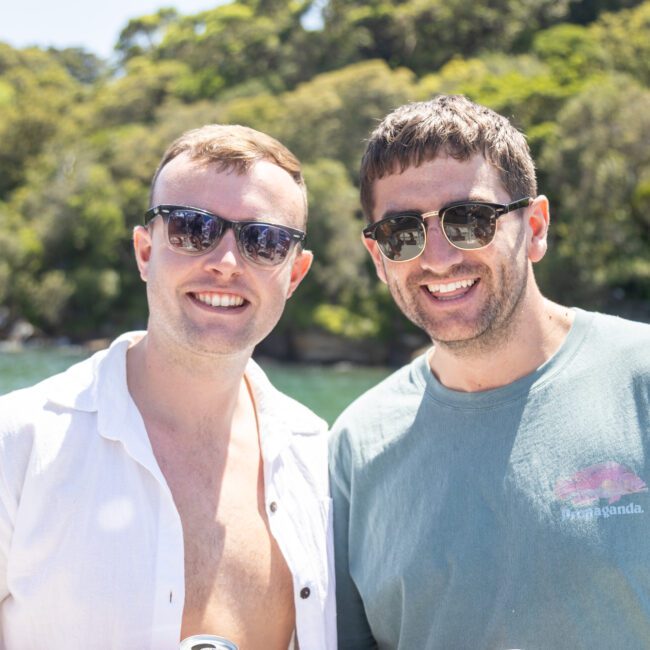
[379,208,423,220]
[379,196,498,221]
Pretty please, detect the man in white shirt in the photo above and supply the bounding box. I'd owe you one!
[0,125,336,650]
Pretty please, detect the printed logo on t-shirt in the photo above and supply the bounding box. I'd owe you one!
[554,461,647,521]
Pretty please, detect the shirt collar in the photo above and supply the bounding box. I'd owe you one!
[44,333,325,463]
[245,358,325,462]
[44,332,141,413]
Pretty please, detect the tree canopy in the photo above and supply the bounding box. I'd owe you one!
[1,0,649,358]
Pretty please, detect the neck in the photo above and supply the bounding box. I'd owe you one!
[126,331,253,438]
[429,290,574,393]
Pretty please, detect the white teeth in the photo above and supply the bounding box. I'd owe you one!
[427,278,476,294]
[195,292,244,308]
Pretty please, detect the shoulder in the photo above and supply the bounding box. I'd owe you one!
[329,352,430,469]
[0,355,93,436]
[246,358,327,435]
[585,309,650,337]
[0,350,100,501]
[0,332,139,441]
[566,310,650,408]
[247,359,331,497]
[579,310,650,363]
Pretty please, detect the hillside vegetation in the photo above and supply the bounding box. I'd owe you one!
[0,0,648,360]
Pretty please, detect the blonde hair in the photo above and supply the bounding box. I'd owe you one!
[150,124,307,217]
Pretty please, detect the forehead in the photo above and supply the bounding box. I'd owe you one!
[152,154,306,227]
[371,154,508,219]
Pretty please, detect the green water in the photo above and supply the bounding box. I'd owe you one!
[0,346,392,424]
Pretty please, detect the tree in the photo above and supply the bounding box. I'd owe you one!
[222,60,416,175]
[91,56,192,127]
[0,44,83,197]
[320,0,574,75]
[115,8,179,63]
[591,1,650,85]
[46,47,106,84]
[538,75,650,311]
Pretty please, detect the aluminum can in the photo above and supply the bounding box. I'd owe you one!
[180,634,238,650]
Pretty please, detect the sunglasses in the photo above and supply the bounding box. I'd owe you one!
[363,197,532,262]
[144,205,306,267]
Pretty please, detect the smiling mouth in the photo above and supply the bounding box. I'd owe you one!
[426,278,478,301]
[190,292,247,308]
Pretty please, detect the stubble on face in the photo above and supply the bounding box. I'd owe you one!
[385,224,530,357]
[142,157,306,362]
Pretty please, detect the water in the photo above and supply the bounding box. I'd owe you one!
[0,346,392,424]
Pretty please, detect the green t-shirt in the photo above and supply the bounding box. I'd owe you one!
[329,309,650,650]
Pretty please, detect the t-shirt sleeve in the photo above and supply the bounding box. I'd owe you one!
[329,426,378,650]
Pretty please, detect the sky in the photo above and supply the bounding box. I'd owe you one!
[1,0,227,60]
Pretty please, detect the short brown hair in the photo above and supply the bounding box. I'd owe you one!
[359,95,537,220]
[150,123,307,216]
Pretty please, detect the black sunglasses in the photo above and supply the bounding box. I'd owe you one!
[144,205,306,267]
[363,198,532,262]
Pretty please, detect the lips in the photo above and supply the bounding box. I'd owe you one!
[190,291,246,308]
[426,278,478,301]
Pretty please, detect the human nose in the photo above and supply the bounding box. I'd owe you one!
[202,228,244,276]
[418,216,464,272]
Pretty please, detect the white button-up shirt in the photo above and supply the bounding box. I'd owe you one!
[0,333,336,650]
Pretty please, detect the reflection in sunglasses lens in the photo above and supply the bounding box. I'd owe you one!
[168,211,221,253]
[241,225,292,265]
[377,216,424,261]
[166,211,295,264]
[443,204,496,249]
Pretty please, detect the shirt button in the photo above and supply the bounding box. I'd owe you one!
[269,501,278,513]
[300,587,311,599]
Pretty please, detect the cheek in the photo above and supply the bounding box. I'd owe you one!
[145,247,192,290]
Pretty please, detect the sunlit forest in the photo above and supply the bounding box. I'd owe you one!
[1,0,648,362]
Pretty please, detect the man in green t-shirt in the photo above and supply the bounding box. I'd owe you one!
[329,95,650,649]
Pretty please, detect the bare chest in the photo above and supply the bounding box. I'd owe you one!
[155,433,295,649]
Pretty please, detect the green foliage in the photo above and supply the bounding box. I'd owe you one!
[116,8,179,62]
[46,47,107,84]
[532,24,607,83]
[217,59,416,175]
[567,0,645,25]
[320,0,574,74]
[313,304,381,338]
[0,44,84,197]
[16,270,75,329]
[302,159,369,298]
[1,0,649,345]
[538,74,650,306]
[92,57,192,126]
[592,1,650,85]
[118,2,319,97]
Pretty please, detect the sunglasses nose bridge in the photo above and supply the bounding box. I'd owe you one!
[201,221,246,270]
[418,215,466,267]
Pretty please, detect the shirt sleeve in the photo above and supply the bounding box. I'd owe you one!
[329,427,378,650]
[0,396,29,606]
[0,429,15,604]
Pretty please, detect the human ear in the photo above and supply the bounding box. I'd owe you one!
[361,231,388,284]
[286,249,313,298]
[527,195,550,263]
[133,225,153,282]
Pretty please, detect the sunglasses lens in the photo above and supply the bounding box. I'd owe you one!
[167,209,221,253]
[442,204,496,249]
[240,224,294,266]
[374,216,425,261]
